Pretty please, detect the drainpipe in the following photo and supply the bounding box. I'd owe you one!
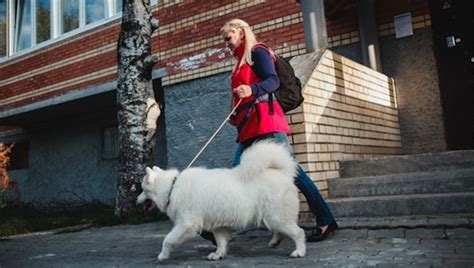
[358,0,382,72]
[300,0,328,53]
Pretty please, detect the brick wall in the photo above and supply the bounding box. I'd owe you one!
[326,0,431,48]
[0,0,305,113]
[289,50,401,217]
[0,0,433,115]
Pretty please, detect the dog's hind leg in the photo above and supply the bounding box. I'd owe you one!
[207,227,232,260]
[158,223,198,261]
[274,223,306,258]
[268,231,284,248]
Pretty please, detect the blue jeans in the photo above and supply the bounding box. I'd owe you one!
[233,132,335,226]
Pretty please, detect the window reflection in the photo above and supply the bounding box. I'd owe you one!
[0,0,6,56]
[36,0,50,43]
[16,0,32,51]
[61,0,79,34]
[86,0,105,25]
[115,0,122,14]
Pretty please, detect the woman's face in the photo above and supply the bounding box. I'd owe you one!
[222,27,244,51]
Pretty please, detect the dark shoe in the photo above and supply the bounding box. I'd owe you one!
[199,231,217,246]
[307,221,338,242]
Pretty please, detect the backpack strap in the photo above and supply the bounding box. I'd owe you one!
[252,43,276,61]
[268,93,274,115]
[251,44,277,115]
[237,104,254,132]
[234,94,271,132]
[233,94,270,116]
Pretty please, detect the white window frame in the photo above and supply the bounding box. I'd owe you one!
[1,0,159,61]
[7,0,15,56]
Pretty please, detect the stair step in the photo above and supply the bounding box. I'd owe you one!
[327,192,474,217]
[328,168,474,198]
[339,150,474,178]
[299,213,474,229]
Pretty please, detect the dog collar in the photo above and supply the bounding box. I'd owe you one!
[165,176,178,208]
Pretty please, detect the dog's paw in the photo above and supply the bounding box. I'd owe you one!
[206,252,224,261]
[157,252,169,261]
[268,238,282,248]
[290,249,306,258]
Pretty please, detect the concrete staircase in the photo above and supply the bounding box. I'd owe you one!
[326,150,474,217]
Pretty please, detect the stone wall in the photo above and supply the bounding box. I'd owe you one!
[6,104,167,208]
[9,122,118,207]
[380,28,446,153]
[289,50,401,217]
[164,73,236,170]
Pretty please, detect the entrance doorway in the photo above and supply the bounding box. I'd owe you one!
[429,0,473,149]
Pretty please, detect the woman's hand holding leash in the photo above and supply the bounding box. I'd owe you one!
[233,85,252,98]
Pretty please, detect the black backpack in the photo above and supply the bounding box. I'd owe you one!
[273,55,304,113]
[251,46,304,113]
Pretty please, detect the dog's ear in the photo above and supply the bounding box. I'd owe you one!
[144,167,156,184]
[152,166,161,172]
[146,167,153,176]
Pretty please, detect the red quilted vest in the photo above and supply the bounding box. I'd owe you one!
[231,44,290,143]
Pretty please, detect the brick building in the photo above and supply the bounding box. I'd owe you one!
[0,0,471,211]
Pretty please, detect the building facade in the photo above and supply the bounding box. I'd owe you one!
[0,0,471,209]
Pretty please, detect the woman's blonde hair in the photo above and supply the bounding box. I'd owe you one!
[221,19,257,67]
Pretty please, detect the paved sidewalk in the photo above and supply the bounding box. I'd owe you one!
[1,214,473,267]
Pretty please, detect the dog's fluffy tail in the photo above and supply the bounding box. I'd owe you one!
[237,140,297,181]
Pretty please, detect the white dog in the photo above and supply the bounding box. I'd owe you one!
[136,141,306,261]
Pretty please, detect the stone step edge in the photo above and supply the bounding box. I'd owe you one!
[340,149,474,164]
[299,213,474,230]
[331,167,474,184]
[326,191,474,203]
[328,168,474,198]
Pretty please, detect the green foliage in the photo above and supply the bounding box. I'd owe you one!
[0,202,168,237]
[0,21,5,56]
[62,13,79,33]
[36,6,51,43]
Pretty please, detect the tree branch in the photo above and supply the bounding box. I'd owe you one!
[144,54,159,70]
[151,18,160,31]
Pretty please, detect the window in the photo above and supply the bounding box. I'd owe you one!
[85,0,105,25]
[36,0,50,43]
[0,0,6,57]
[15,0,32,51]
[3,0,131,57]
[114,0,121,14]
[60,0,79,34]
[14,0,52,52]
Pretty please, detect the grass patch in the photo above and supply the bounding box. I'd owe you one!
[0,202,167,237]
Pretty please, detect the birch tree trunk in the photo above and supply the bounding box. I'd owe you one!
[116,0,160,217]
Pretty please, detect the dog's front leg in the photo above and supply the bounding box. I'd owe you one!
[158,224,197,261]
